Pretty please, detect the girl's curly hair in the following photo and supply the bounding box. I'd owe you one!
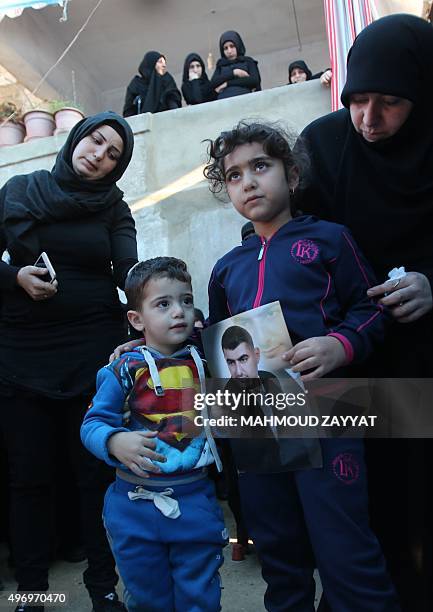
[203,120,309,195]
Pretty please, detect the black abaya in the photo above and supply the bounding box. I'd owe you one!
[297,15,433,611]
[123,51,181,116]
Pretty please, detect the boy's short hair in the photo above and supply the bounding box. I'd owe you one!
[221,325,254,351]
[203,120,309,195]
[125,257,191,311]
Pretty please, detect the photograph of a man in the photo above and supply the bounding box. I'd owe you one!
[220,326,291,473]
[221,325,276,385]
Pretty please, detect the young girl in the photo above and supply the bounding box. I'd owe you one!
[210,31,261,100]
[204,121,400,611]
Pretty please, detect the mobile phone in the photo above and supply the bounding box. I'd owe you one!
[34,251,56,284]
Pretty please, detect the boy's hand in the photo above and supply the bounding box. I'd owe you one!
[283,336,346,382]
[367,272,432,323]
[109,338,145,363]
[107,431,166,477]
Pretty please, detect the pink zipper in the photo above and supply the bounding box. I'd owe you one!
[253,236,269,308]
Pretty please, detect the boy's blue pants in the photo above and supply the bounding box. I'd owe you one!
[238,438,401,612]
[103,473,227,612]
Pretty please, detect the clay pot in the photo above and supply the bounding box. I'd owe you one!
[22,109,55,141]
[0,121,25,146]
[54,107,85,135]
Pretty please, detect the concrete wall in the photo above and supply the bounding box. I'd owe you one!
[0,80,330,313]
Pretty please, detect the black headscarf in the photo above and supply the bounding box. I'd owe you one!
[336,14,433,281]
[1,111,134,261]
[301,14,433,287]
[219,31,246,58]
[214,30,260,93]
[181,52,214,105]
[125,51,181,115]
[182,52,208,85]
[288,60,313,83]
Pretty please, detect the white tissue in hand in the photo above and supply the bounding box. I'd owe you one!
[387,267,406,282]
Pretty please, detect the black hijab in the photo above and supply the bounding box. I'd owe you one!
[182,52,209,85]
[219,30,246,59]
[214,30,260,86]
[288,60,313,83]
[1,111,134,261]
[129,51,181,114]
[333,14,433,281]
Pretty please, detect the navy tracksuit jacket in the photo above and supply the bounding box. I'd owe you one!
[208,215,400,612]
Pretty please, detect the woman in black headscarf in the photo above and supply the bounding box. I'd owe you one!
[0,112,137,611]
[288,59,314,84]
[297,14,433,611]
[123,51,182,117]
[210,30,261,100]
[181,52,215,106]
[287,59,332,86]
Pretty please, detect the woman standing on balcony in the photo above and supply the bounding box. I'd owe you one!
[210,31,261,100]
[123,50,182,116]
[0,111,137,612]
[297,14,433,611]
[181,52,215,105]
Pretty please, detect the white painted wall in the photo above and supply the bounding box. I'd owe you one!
[0,80,330,313]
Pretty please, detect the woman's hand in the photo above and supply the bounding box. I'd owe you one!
[233,68,250,78]
[320,69,332,87]
[367,272,433,323]
[16,266,58,301]
[109,338,145,363]
[282,336,347,382]
[189,69,199,81]
[215,82,228,93]
[107,431,166,478]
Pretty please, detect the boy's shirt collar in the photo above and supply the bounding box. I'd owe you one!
[137,344,198,360]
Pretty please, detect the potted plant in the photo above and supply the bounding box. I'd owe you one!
[49,100,85,135]
[0,102,25,146]
[22,102,55,141]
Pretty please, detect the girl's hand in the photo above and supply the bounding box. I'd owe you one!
[107,431,167,478]
[282,336,346,382]
[109,338,145,363]
[367,272,432,323]
[233,68,250,78]
[215,82,228,93]
[16,266,58,301]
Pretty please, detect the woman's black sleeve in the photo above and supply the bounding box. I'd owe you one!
[123,82,137,117]
[0,184,20,290]
[182,81,203,105]
[110,201,138,289]
[210,65,233,90]
[165,77,182,110]
[228,60,261,91]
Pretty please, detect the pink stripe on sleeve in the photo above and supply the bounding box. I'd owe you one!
[328,332,354,364]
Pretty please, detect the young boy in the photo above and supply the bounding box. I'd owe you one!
[204,121,400,611]
[81,257,227,612]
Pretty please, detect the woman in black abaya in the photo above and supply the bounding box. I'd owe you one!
[123,51,182,117]
[0,112,137,612]
[210,31,261,100]
[181,52,215,106]
[297,14,433,611]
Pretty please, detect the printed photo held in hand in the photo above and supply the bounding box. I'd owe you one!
[201,302,319,473]
[202,301,295,379]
